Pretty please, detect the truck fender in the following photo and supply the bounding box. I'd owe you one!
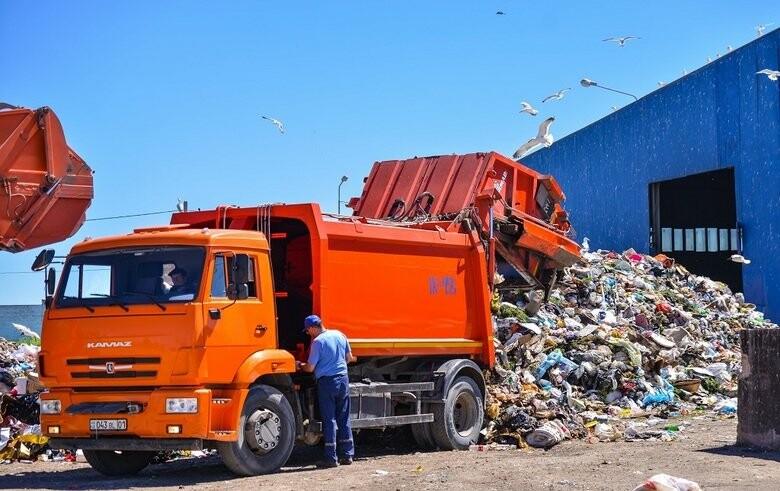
[429,359,486,404]
[256,373,305,440]
[232,349,296,386]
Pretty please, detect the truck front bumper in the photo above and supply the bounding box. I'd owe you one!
[48,438,204,451]
[40,387,241,443]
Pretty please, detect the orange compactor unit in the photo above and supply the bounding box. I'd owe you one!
[349,151,579,294]
[38,151,578,477]
[0,103,93,252]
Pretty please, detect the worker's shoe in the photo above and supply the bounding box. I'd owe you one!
[338,457,353,465]
[316,460,339,469]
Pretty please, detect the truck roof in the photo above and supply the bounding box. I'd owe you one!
[69,225,269,254]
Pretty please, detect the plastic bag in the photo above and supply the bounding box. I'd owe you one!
[641,379,676,407]
[632,473,702,491]
[534,349,579,380]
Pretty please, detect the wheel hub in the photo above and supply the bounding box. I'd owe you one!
[453,392,478,437]
[246,408,282,454]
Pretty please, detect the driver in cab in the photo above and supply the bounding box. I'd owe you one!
[168,267,194,298]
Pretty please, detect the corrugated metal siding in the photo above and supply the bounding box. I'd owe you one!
[521,29,780,320]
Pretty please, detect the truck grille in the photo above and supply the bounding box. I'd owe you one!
[67,357,160,379]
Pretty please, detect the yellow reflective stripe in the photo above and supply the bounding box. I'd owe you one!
[349,338,482,349]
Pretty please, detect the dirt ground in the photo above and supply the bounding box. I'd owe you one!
[2,415,779,490]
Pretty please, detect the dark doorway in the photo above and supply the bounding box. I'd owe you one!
[649,168,743,292]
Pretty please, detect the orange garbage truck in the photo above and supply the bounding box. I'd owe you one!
[0,103,93,252]
[37,152,579,476]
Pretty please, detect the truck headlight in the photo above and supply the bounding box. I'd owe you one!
[41,400,62,414]
[166,398,198,413]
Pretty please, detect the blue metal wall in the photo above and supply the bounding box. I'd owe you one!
[521,29,780,321]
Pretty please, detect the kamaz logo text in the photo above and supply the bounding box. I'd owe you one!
[86,341,132,348]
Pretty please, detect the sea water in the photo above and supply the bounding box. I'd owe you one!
[0,304,44,341]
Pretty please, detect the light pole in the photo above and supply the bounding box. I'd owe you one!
[337,175,348,214]
[580,78,638,101]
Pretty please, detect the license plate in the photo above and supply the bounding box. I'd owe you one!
[89,419,127,431]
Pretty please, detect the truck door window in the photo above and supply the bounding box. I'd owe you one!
[211,255,227,298]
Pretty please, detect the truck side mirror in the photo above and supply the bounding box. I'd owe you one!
[227,253,250,300]
[46,268,56,295]
[32,249,55,272]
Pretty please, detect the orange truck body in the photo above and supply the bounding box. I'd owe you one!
[39,151,578,476]
[0,104,93,251]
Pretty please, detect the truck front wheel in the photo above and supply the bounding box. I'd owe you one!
[82,449,156,476]
[217,384,295,476]
[431,376,483,450]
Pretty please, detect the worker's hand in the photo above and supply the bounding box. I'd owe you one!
[295,360,303,371]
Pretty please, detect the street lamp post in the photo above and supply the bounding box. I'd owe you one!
[580,78,638,101]
[338,175,348,214]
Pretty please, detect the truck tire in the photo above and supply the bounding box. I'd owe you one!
[410,403,437,450]
[82,449,155,476]
[217,384,295,476]
[431,376,484,450]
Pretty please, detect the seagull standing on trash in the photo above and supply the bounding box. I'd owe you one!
[542,89,570,103]
[12,322,40,340]
[261,115,285,134]
[756,69,780,81]
[603,36,640,47]
[519,101,539,116]
[581,237,590,253]
[729,254,751,264]
[513,116,554,159]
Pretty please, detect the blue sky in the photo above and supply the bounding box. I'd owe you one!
[1,1,777,305]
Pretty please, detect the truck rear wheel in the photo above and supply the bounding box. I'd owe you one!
[217,384,295,476]
[82,449,156,476]
[431,376,483,450]
[410,403,437,450]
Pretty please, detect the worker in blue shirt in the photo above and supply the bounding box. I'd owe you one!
[296,314,357,468]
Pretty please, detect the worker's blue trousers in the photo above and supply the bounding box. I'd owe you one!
[317,374,354,463]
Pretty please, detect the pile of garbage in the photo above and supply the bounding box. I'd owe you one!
[0,337,46,462]
[484,248,776,449]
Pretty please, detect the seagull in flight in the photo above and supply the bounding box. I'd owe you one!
[519,101,539,116]
[542,88,570,103]
[603,36,640,47]
[261,115,285,134]
[13,322,40,340]
[756,23,773,37]
[757,69,780,81]
[729,254,751,265]
[496,11,506,15]
[513,116,554,159]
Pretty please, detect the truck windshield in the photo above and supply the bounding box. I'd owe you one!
[55,246,206,309]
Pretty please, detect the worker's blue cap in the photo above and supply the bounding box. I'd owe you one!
[303,315,322,331]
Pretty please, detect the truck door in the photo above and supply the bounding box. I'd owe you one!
[201,252,277,373]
